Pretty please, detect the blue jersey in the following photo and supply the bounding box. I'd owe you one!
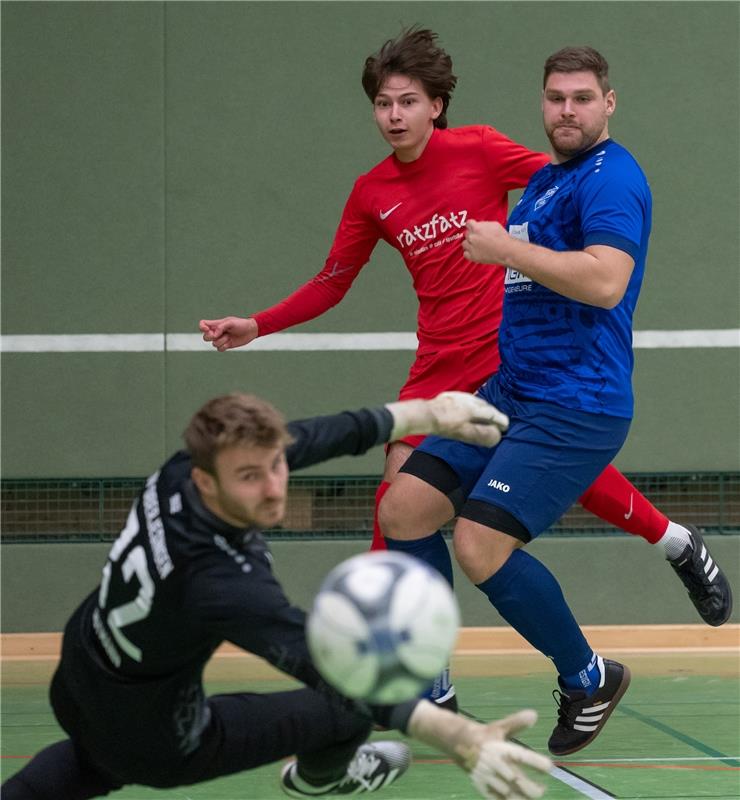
[498,139,651,418]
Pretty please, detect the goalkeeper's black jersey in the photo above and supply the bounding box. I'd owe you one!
[56,406,392,759]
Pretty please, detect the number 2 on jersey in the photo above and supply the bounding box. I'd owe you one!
[98,501,155,662]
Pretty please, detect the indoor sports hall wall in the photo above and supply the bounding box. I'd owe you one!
[3,537,740,632]
[2,1,739,480]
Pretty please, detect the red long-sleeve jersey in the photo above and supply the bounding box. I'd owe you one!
[253,126,548,356]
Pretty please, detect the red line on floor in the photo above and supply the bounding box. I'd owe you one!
[561,762,739,772]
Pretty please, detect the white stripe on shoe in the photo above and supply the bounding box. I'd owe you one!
[381,768,401,788]
[581,702,611,714]
[573,700,611,731]
[433,686,456,705]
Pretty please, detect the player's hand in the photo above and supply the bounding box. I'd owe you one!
[408,702,551,800]
[463,219,514,265]
[428,391,509,446]
[199,316,259,352]
[468,711,552,800]
[386,392,508,447]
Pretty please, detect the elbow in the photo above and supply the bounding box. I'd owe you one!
[581,248,633,308]
[592,282,627,309]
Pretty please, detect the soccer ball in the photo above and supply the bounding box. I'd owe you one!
[306,551,460,704]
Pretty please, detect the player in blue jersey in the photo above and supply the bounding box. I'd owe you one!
[378,45,732,757]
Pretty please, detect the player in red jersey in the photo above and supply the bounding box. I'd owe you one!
[200,29,716,701]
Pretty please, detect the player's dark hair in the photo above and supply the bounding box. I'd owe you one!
[184,393,291,473]
[362,27,457,129]
[543,46,611,94]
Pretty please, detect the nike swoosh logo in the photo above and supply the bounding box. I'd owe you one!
[624,493,634,520]
[379,202,402,220]
[316,262,356,282]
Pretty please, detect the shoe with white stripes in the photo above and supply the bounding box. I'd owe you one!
[280,741,411,796]
[423,667,458,712]
[670,526,733,627]
[548,659,631,756]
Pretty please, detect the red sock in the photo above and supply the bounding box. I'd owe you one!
[579,464,669,544]
[370,480,391,551]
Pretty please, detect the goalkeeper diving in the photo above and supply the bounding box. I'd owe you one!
[2,390,551,800]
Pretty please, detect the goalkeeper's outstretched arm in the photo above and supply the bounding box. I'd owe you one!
[403,700,552,800]
[386,391,509,447]
[287,391,509,471]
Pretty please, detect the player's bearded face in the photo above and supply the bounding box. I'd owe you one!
[542,71,615,162]
[200,444,289,529]
[373,74,443,162]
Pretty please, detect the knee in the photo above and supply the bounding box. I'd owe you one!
[453,522,518,584]
[378,481,448,541]
[452,526,483,578]
[379,475,454,541]
[377,485,411,539]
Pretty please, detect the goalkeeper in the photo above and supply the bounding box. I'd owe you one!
[2,390,551,800]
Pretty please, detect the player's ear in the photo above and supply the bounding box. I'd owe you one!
[431,96,443,120]
[605,89,616,116]
[191,466,217,499]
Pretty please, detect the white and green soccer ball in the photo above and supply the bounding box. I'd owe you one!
[307,550,460,704]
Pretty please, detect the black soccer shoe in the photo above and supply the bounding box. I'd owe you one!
[434,691,458,713]
[548,659,631,756]
[423,667,457,711]
[669,526,733,627]
[280,741,411,797]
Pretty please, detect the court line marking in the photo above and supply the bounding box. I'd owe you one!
[562,762,739,771]
[463,704,618,799]
[456,647,740,655]
[417,755,740,765]
[2,329,739,352]
[619,704,740,767]
[562,756,740,762]
[550,766,616,798]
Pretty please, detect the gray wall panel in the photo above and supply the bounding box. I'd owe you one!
[3,536,738,632]
[2,2,738,477]
[1,355,166,476]
[2,2,166,334]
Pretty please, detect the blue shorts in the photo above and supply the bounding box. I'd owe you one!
[403,373,631,541]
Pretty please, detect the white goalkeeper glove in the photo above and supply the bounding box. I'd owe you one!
[408,701,552,800]
[386,391,509,447]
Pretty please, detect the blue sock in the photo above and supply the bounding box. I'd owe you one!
[418,665,454,703]
[385,531,454,702]
[559,653,604,695]
[384,531,453,587]
[477,549,596,687]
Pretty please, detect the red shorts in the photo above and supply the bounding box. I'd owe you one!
[395,335,501,447]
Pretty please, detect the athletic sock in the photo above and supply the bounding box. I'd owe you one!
[384,530,453,587]
[385,532,455,702]
[419,665,455,703]
[370,481,390,551]
[476,549,593,678]
[656,520,693,561]
[560,653,605,696]
[579,464,669,544]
